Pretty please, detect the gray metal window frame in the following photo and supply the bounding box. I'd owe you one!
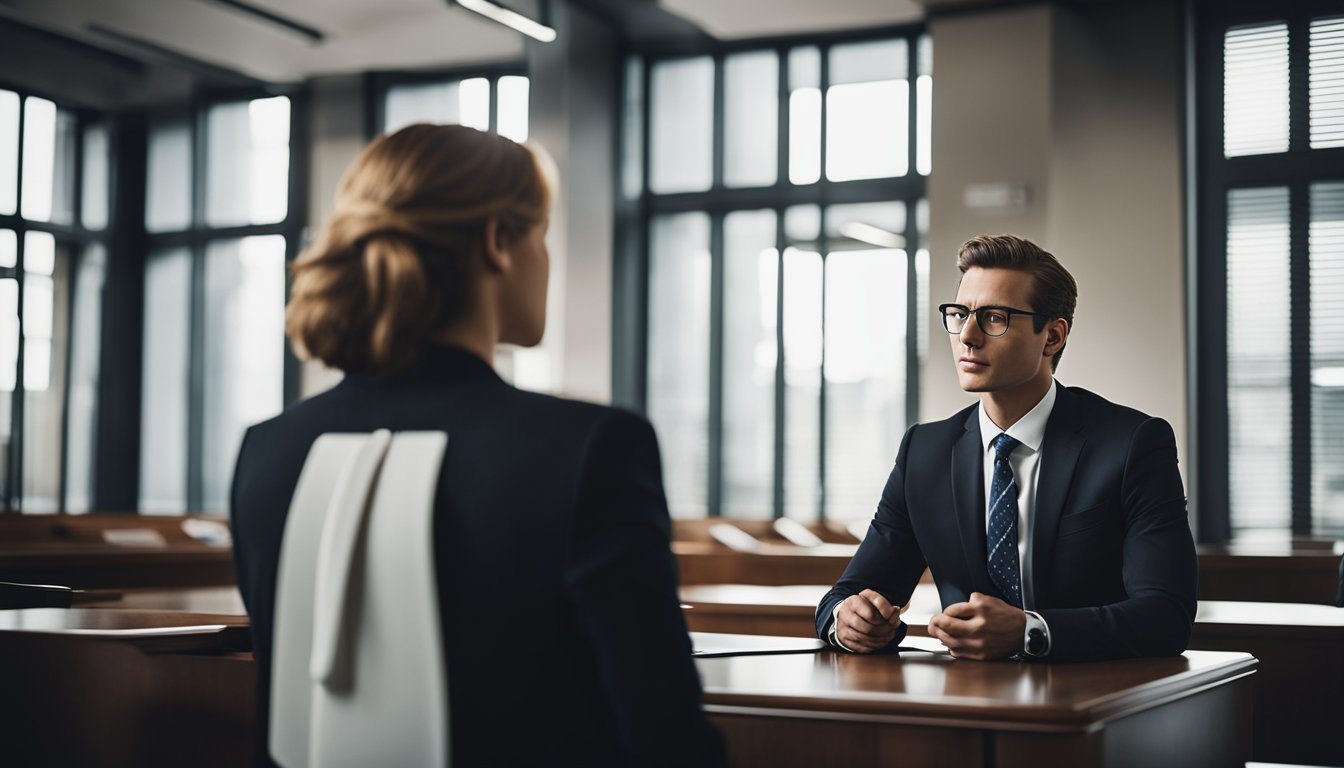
[140,87,309,513]
[368,64,529,141]
[1192,0,1344,541]
[616,24,929,521]
[0,82,110,513]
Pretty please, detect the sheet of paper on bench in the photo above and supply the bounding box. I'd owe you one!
[897,635,950,654]
[690,631,826,657]
[102,528,168,547]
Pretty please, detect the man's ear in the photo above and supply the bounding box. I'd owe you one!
[1044,318,1069,357]
[481,218,510,273]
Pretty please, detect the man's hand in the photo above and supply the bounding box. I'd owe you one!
[926,592,1025,660]
[834,589,907,653]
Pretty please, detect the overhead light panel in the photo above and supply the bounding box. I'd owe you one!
[453,0,556,43]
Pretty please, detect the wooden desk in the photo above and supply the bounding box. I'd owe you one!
[1188,600,1344,766]
[0,514,236,589]
[1196,541,1341,604]
[696,648,1255,767]
[0,608,255,767]
[675,528,1343,604]
[674,541,856,586]
[681,583,1344,765]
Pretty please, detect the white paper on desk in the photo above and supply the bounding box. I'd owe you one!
[896,635,950,655]
[690,631,826,657]
[102,528,168,547]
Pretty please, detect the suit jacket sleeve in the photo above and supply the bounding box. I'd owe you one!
[562,410,726,767]
[1036,417,1198,662]
[815,425,928,650]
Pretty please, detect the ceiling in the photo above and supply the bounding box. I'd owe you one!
[0,0,927,85]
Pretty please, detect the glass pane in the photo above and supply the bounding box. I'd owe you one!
[497,75,529,142]
[206,97,290,227]
[647,212,711,518]
[21,97,77,224]
[916,197,931,363]
[917,34,933,176]
[0,90,18,215]
[82,123,110,231]
[24,232,57,393]
[1311,182,1344,535]
[1224,23,1290,157]
[1226,187,1291,532]
[0,229,14,268]
[140,248,192,514]
[64,243,105,513]
[722,210,777,519]
[1310,16,1344,149]
[783,246,821,521]
[789,47,821,186]
[827,39,908,182]
[385,81,461,133]
[202,236,287,513]
[459,77,491,131]
[724,51,779,189]
[22,238,67,513]
[650,57,714,194]
[622,57,644,201]
[146,119,193,233]
[825,202,908,521]
[826,200,907,249]
[0,277,13,503]
[24,229,55,276]
[0,278,15,393]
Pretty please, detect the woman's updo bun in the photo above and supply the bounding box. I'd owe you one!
[285,123,549,373]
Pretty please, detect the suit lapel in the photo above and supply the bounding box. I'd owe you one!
[1030,386,1085,605]
[950,408,993,594]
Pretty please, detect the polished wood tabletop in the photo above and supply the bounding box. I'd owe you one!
[696,648,1255,731]
[0,607,250,652]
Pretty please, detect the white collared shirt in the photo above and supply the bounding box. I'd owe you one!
[977,379,1057,611]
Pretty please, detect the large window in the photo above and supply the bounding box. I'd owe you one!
[139,95,299,514]
[623,30,931,522]
[1196,2,1344,539]
[377,70,530,142]
[0,88,108,513]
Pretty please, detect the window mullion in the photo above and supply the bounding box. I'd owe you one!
[1289,183,1312,535]
[773,210,786,520]
[186,101,208,514]
[9,95,27,512]
[708,213,725,518]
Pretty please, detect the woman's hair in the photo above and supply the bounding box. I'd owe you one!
[956,234,1076,371]
[285,123,549,373]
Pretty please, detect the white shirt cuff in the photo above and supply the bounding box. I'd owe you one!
[827,602,858,653]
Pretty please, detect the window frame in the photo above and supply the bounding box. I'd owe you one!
[138,86,309,514]
[369,64,529,139]
[1193,0,1344,541]
[617,24,930,521]
[0,81,111,513]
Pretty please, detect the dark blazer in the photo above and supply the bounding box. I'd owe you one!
[816,385,1198,662]
[232,346,725,767]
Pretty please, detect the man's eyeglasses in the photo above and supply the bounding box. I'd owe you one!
[938,303,1051,337]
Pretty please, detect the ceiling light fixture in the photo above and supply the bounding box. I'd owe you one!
[453,0,556,43]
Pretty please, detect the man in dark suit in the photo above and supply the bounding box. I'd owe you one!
[816,235,1197,662]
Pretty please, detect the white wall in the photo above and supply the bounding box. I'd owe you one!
[924,1,1187,472]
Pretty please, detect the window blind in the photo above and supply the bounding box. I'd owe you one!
[1226,187,1292,532]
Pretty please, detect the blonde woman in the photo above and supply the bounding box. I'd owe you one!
[231,124,725,767]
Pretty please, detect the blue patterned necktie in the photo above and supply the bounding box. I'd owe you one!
[987,433,1023,608]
